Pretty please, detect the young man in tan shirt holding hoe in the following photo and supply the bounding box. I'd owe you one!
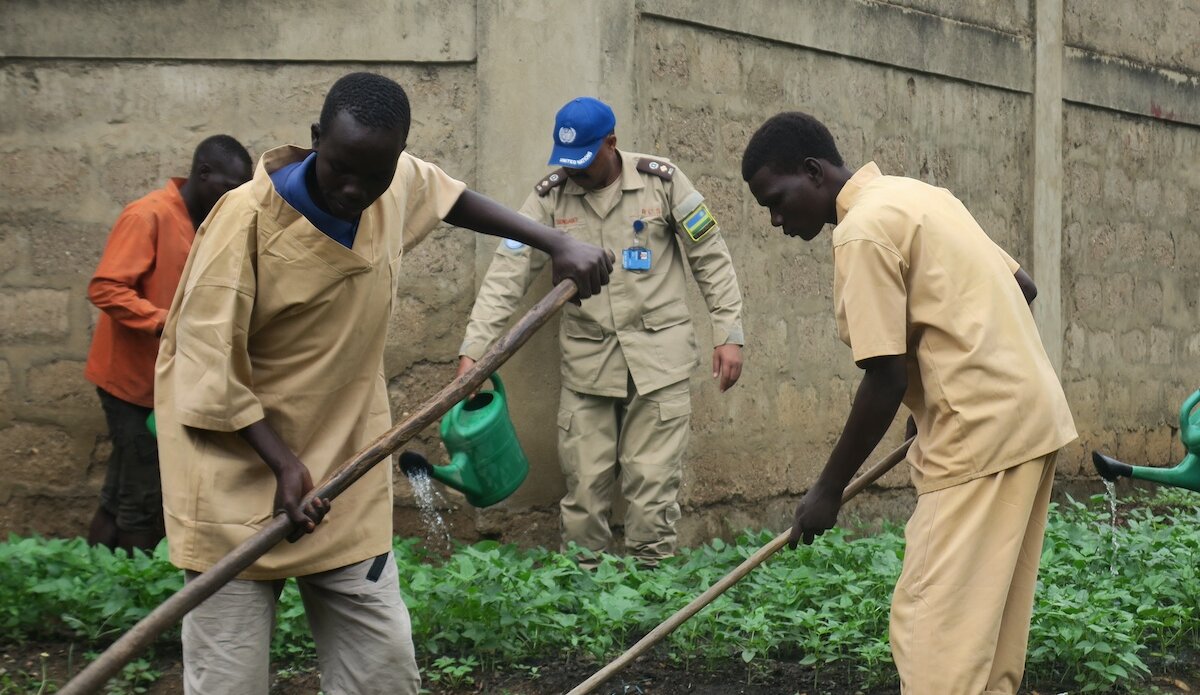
[742,111,1076,694]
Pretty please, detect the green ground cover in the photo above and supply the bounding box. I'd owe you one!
[2,489,1198,693]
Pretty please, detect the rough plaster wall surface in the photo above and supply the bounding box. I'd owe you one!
[0,61,478,536]
[0,0,476,62]
[878,0,1032,36]
[1065,0,1200,75]
[635,19,1033,538]
[1061,105,1200,475]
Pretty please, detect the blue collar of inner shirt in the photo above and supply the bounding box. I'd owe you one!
[270,152,360,248]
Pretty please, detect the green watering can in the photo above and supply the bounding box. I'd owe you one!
[400,373,529,508]
[146,411,157,437]
[1093,389,1200,492]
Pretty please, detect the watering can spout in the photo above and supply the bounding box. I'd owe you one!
[1091,389,1200,494]
[1091,451,1133,481]
[398,451,433,479]
[398,450,470,490]
[428,451,471,490]
[1092,451,1200,493]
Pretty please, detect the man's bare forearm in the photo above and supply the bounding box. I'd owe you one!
[444,190,568,255]
[238,419,301,473]
[816,355,908,493]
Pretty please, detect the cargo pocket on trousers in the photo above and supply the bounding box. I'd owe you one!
[557,409,577,480]
[657,396,691,422]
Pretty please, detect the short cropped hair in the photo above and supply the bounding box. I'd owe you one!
[191,134,251,174]
[319,72,412,140]
[741,112,843,180]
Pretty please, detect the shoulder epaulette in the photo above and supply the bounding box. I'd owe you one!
[636,157,676,181]
[534,168,569,197]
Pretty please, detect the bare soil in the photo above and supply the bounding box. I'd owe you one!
[4,642,1198,695]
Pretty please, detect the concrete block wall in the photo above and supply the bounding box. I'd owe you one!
[633,13,1033,537]
[1061,106,1200,471]
[0,1,479,536]
[2,0,1198,547]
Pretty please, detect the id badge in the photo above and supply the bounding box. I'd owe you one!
[622,246,652,272]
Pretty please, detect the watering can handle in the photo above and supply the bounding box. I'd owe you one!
[1181,389,1200,453]
[487,372,506,400]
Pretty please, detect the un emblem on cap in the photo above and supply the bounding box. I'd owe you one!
[558,126,577,145]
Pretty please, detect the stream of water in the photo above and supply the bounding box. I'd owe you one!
[1103,478,1119,576]
[406,469,454,553]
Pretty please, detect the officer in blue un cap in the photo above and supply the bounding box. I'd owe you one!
[456,94,746,569]
[548,97,617,170]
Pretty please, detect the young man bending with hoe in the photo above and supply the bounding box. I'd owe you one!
[155,72,612,694]
[742,111,1075,694]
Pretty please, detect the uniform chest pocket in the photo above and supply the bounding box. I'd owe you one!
[556,222,593,244]
[562,317,606,340]
[641,299,691,331]
[639,217,670,237]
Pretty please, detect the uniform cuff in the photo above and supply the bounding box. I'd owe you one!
[174,404,266,433]
[459,341,488,362]
[714,325,744,347]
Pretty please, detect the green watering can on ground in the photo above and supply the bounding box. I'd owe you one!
[1093,389,1200,492]
[400,373,529,508]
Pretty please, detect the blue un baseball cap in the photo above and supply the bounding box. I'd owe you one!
[548,97,617,169]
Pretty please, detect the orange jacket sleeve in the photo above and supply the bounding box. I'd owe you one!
[88,209,169,335]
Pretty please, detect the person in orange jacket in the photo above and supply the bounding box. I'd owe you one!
[84,135,252,553]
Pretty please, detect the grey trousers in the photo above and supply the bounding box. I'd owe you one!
[182,551,420,695]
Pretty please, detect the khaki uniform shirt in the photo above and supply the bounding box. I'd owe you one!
[832,162,1077,494]
[460,150,744,397]
[155,145,466,579]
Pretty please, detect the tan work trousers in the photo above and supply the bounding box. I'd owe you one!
[181,551,420,695]
[557,377,691,563]
[890,451,1058,695]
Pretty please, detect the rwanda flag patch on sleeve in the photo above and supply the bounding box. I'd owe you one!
[681,202,717,242]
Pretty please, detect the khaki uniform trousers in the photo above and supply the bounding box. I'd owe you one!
[890,450,1058,695]
[557,376,691,564]
[181,551,420,695]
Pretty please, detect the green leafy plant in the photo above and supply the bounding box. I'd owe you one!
[4,488,1200,693]
[103,658,158,695]
[424,655,478,688]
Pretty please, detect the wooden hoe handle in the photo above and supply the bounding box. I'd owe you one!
[566,435,915,695]
[60,280,579,695]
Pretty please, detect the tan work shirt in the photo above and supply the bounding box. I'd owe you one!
[155,145,466,579]
[459,150,744,397]
[832,162,1076,494]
